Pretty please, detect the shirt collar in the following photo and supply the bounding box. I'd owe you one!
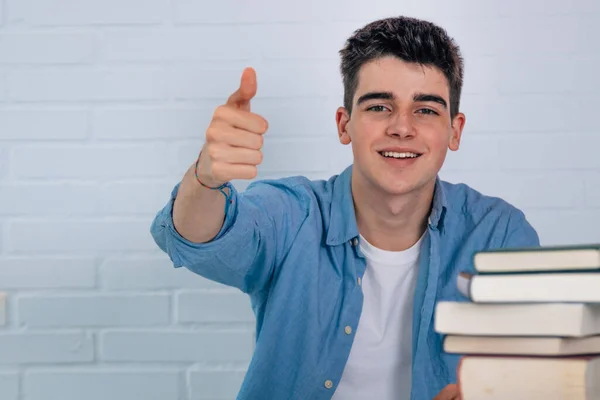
[325,165,448,246]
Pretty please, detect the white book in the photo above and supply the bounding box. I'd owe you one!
[459,356,600,400]
[435,302,600,337]
[473,244,600,273]
[457,271,600,303]
[444,334,600,356]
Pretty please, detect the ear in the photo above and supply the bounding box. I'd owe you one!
[336,107,352,145]
[449,112,466,151]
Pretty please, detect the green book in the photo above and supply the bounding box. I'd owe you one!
[473,244,600,273]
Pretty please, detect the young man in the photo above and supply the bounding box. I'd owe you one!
[150,16,539,400]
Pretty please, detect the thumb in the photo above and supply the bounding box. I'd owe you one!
[226,67,257,111]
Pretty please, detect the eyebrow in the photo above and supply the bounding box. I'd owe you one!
[413,93,447,109]
[356,91,395,105]
[355,91,448,109]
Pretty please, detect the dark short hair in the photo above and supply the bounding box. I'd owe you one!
[339,16,464,119]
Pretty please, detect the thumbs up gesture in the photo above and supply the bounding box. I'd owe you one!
[196,67,268,187]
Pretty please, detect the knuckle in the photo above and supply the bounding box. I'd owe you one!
[213,105,227,120]
[249,166,258,179]
[207,145,219,160]
[205,126,218,141]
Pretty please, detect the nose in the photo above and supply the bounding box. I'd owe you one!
[386,112,415,139]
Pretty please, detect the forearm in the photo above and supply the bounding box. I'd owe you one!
[172,162,228,244]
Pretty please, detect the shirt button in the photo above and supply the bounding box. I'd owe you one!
[357,277,361,286]
[344,326,353,335]
[324,380,333,389]
[351,237,358,246]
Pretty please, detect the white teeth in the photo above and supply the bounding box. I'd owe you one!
[382,151,420,159]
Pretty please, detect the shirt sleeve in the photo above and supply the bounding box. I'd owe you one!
[500,208,541,248]
[150,178,310,294]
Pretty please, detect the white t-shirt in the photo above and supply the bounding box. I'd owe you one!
[332,233,423,400]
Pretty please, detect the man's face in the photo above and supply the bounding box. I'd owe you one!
[336,56,465,196]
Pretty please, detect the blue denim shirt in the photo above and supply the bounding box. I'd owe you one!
[150,165,540,400]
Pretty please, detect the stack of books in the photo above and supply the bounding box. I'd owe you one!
[434,244,600,399]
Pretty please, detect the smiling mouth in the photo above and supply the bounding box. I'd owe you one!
[378,151,422,159]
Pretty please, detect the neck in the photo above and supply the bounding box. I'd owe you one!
[352,171,435,252]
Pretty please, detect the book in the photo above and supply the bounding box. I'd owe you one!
[473,244,600,273]
[458,356,600,400]
[443,334,600,356]
[456,271,600,303]
[434,302,600,337]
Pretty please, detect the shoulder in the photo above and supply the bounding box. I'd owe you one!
[441,180,521,220]
[440,179,540,248]
[240,174,336,210]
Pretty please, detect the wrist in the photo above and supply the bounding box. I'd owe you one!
[193,156,228,190]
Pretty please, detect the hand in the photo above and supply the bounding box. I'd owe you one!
[196,67,268,187]
[433,384,461,400]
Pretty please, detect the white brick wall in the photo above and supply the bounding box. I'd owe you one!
[0,1,599,399]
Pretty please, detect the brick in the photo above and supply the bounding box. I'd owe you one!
[0,371,19,400]
[170,61,342,100]
[447,16,600,56]
[440,135,500,172]
[585,174,600,207]
[0,74,6,102]
[100,256,228,290]
[262,139,331,173]
[0,181,175,216]
[173,0,412,23]
[23,369,179,400]
[0,332,93,363]
[497,133,600,170]
[8,0,165,26]
[10,144,173,179]
[254,22,357,60]
[0,147,7,179]
[7,69,167,102]
[412,0,600,18]
[188,368,246,400]
[461,56,498,95]
[0,257,95,289]
[524,210,600,246]
[0,110,87,140]
[0,183,100,216]
[177,292,254,323]
[6,220,157,253]
[99,181,182,215]
[19,294,169,328]
[460,94,598,133]
[0,33,93,64]
[497,0,600,15]
[439,171,585,209]
[496,57,600,94]
[101,330,253,362]
[102,27,254,62]
[92,106,211,140]
[0,293,6,326]
[409,0,500,18]
[252,97,340,137]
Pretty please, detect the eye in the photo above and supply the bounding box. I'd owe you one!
[417,108,439,115]
[366,105,389,112]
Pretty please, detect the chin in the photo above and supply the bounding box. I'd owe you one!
[381,181,417,195]
[375,171,436,197]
